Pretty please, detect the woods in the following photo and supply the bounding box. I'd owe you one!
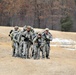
[0,0,76,31]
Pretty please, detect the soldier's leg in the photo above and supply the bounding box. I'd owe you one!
[19,42,23,57]
[29,44,32,58]
[33,45,37,59]
[32,50,34,57]
[13,42,17,56]
[46,44,50,59]
[12,46,15,56]
[27,42,31,59]
[23,42,27,58]
[42,46,46,58]
[25,43,30,59]
[12,44,15,56]
[12,42,15,56]
[31,45,34,57]
[15,43,19,57]
[45,44,48,58]
[37,48,40,59]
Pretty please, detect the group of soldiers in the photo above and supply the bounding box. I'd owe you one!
[9,25,53,59]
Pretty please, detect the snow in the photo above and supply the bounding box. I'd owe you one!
[51,38,76,51]
[52,38,76,45]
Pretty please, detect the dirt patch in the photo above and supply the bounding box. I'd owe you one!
[0,26,76,75]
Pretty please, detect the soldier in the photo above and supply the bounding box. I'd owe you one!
[22,26,33,59]
[29,26,36,58]
[31,31,38,57]
[42,28,53,59]
[18,26,27,57]
[33,32,43,59]
[18,31,23,57]
[11,26,20,57]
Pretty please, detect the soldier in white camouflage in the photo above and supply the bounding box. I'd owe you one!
[42,28,53,59]
[22,26,33,59]
[33,32,43,59]
[11,26,20,57]
[18,25,27,57]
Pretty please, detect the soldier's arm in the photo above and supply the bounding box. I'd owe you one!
[49,32,53,41]
[12,34,17,42]
[9,30,13,36]
[18,32,21,42]
[40,38,45,47]
[33,37,38,43]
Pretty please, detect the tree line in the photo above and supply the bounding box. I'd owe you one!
[0,0,75,31]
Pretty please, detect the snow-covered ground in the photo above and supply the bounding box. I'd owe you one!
[52,38,76,45]
[51,38,76,51]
